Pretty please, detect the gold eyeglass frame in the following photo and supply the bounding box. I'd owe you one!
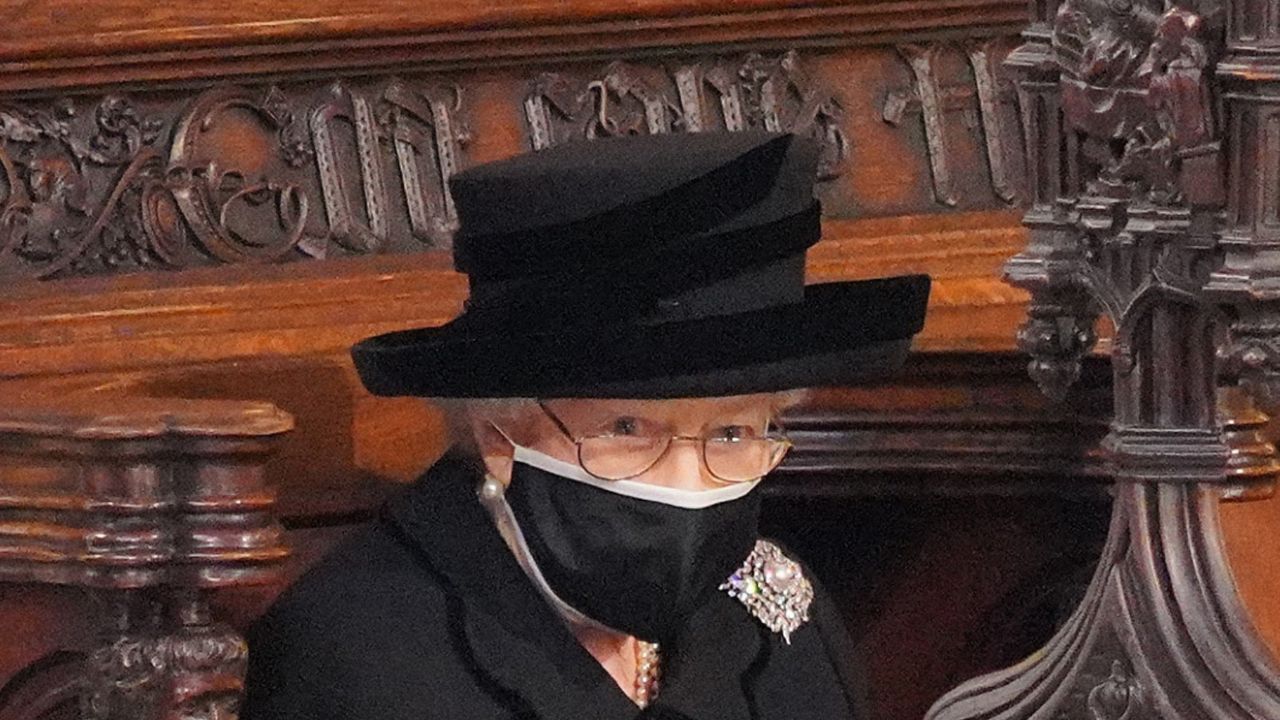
[535,399,794,484]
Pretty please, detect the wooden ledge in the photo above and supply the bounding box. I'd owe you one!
[0,396,291,588]
[0,396,294,440]
[0,0,1025,92]
[0,211,1025,378]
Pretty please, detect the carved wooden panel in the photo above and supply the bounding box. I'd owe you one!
[524,52,848,179]
[881,40,1025,206]
[0,44,1029,282]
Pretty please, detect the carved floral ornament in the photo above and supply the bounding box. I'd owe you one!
[86,622,248,720]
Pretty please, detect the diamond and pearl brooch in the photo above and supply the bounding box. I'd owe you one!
[719,540,813,644]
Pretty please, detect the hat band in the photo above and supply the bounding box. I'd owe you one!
[463,202,821,326]
[638,254,805,324]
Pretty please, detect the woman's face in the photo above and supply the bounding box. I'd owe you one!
[471,393,783,491]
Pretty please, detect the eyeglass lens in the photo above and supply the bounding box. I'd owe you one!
[538,401,790,482]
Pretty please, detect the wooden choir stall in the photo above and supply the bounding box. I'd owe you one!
[0,1,1278,719]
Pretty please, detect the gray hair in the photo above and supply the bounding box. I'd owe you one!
[430,397,534,456]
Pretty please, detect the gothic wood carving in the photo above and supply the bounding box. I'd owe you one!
[927,1,1280,719]
[1209,0,1280,409]
[0,79,469,280]
[524,51,850,180]
[882,41,1026,205]
[0,397,292,720]
[0,44,1045,284]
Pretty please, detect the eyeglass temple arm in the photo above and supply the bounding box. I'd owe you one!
[536,400,580,443]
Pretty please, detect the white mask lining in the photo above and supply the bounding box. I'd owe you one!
[511,443,761,509]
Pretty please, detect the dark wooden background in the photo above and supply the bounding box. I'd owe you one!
[0,2,1276,719]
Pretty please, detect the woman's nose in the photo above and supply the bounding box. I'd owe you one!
[651,438,716,490]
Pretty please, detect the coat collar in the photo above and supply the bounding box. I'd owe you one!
[382,452,766,720]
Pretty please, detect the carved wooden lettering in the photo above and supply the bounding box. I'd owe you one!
[168,86,311,264]
[524,51,849,181]
[965,40,1023,203]
[672,61,747,133]
[882,41,1024,206]
[384,82,468,244]
[0,78,470,280]
[309,82,391,254]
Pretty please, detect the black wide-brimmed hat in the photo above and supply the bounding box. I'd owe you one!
[352,131,930,398]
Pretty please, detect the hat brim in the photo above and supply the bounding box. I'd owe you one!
[351,274,930,399]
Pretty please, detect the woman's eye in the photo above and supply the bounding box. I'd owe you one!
[610,416,639,435]
[712,425,755,441]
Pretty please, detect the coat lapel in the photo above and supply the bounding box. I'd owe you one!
[647,590,765,720]
[383,453,640,720]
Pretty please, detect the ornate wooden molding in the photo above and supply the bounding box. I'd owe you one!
[523,51,848,178]
[0,47,1009,283]
[0,396,292,720]
[0,397,291,587]
[927,0,1280,718]
[0,1,1027,94]
[0,36,1042,286]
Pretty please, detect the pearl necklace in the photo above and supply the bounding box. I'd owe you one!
[634,640,661,708]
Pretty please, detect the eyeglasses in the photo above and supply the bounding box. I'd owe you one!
[536,400,793,484]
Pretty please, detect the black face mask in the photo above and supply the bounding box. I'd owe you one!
[503,456,762,643]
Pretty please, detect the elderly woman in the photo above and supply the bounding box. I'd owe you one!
[242,131,930,720]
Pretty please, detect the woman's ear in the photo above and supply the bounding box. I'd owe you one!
[465,399,535,484]
[468,409,516,485]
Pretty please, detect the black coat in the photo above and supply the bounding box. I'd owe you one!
[242,453,868,720]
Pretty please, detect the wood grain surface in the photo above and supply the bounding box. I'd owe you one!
[0,211,1025,379]
[0,1,1277,718]
[0,0,1025,93]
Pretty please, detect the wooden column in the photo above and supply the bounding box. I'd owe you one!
[0,397,291,720]
[928,0,1280,718]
